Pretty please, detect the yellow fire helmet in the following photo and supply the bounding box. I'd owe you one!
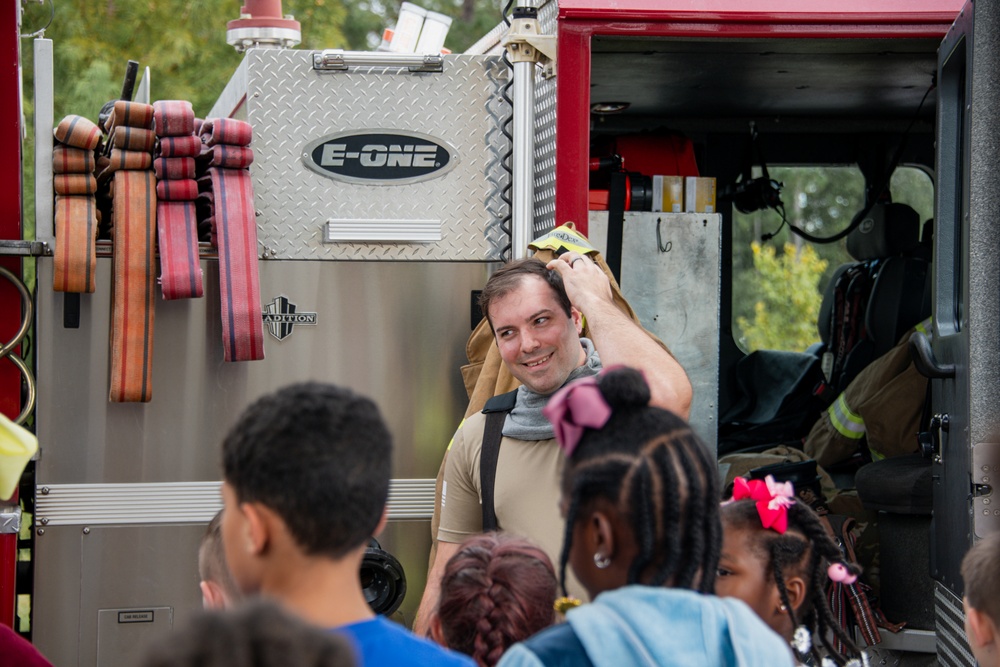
[0,412,37,501]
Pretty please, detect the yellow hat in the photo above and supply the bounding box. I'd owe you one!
[0,413,37,501]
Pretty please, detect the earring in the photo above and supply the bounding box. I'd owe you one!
[593,552,611,569]
[778,604,788,612]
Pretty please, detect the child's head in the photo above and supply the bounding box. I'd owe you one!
[961,533,1000,667]
[431,533,557,667]
[138,600,355,667]
[220,382,392,593]
[718,478,862,665]
[544,366,721,600]
[198,510,242,609]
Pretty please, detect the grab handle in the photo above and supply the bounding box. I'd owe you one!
[909,331,956,379]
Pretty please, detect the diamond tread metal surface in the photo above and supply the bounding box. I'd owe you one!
[247,50,510,260]
[935,583,975,666]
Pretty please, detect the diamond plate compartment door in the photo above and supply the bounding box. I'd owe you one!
[245,49,510,261]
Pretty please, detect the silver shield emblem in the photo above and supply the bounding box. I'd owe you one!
[262,296,318,341]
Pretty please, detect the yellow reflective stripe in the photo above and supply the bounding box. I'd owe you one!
[828,394,865,440]
[446,418,466,451]
[528,225,596,255]
[915,317,932,337]
[870,449,886,462]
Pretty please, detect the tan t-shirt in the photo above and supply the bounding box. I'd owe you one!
[438,410,587,600]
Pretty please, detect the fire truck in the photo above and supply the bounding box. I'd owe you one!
[2,0,998,664]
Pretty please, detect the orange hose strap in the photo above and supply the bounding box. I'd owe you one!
[52,118,100,294]
[106,102,157,402]
[198,118,264,362]
[153,101,203,301]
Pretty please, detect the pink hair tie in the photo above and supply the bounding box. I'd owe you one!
[731,475,796,534]
[827,563,857,585]
[543,376,612,457]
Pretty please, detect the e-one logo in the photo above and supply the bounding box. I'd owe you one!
[321,144,438,168]
[303,131,457,185]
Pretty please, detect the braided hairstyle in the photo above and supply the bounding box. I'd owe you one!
[558,367,721,595]
[720,498,863,666]
[436,533,558,667]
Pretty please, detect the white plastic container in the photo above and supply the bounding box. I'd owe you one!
[376,28,395,52]
[415,10,453,54]
[389,2,427,53]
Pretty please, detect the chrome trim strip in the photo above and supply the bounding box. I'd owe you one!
[35,479,436,526]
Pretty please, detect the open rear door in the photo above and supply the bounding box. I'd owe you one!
[930,1,1000,663]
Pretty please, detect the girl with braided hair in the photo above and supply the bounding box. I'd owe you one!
[498,366,794,667]
[430,533,558,667]
[717,478,868,666]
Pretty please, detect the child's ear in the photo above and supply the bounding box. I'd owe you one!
[966,602,997,648]
[241,502,271,556]
[782,574,808,615]
[590,509,616,557]
[200,580,228,610]
[428,613,446,644]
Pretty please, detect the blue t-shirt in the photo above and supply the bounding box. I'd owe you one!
[337,616,475,667]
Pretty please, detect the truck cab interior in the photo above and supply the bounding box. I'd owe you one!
[584,32,942,657]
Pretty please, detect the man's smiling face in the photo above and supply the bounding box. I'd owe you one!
[490,275,585,396]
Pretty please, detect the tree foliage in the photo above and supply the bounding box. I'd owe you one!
[737,242,829,353]
[20,0,507,121]
[19,0,508,237]
[731,165,933,352]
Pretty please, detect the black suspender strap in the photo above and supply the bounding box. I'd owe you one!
[480,390,518,532]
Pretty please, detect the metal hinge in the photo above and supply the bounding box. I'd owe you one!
[501,6,557,78]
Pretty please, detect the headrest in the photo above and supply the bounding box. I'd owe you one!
[846,202,921,261]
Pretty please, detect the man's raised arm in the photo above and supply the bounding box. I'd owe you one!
[547,253,693,418]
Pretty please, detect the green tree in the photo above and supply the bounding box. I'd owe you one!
[736,242,828,352]
[730,165,934,353]
[19,0,508,237]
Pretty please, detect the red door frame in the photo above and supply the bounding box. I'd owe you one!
[1,1,23,629]
[553,2,962,236]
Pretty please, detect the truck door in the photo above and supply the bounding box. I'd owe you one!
[927,1,1000,663]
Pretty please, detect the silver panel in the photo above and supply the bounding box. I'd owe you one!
[35,258,487,484]
[97,607,172,667]
[33,518,433,666]
[35,479,436,526]
[32,257,486,662]
[589,212,722,451]
[244,49,509,261]
[935,583,976,667]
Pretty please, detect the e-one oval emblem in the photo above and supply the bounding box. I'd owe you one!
[303,130,457,185]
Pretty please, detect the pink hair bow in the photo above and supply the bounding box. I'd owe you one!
[543,376,612,457]
[731,475,796,534]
